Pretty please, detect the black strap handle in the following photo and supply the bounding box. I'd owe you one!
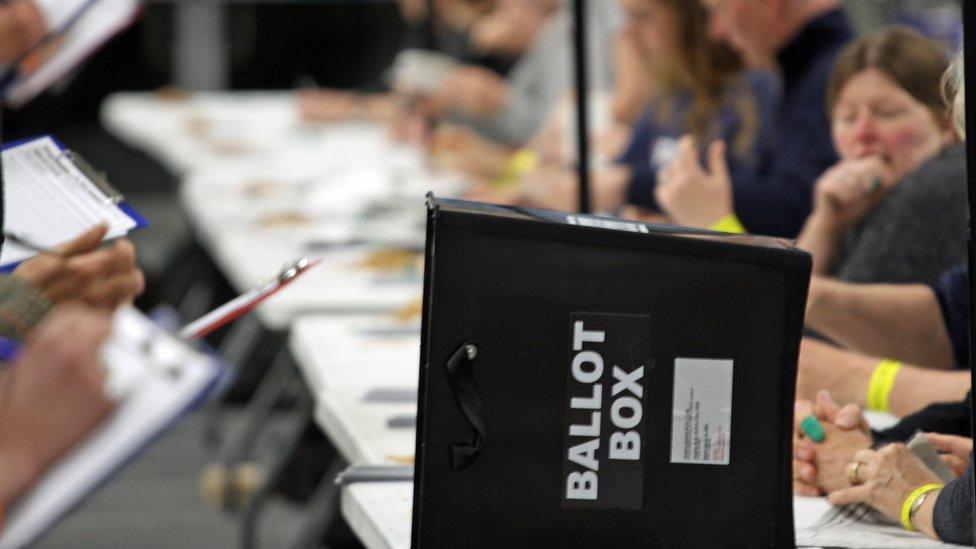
[444,342,485,470]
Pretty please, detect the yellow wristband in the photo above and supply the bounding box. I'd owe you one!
[708,214,746,234]
[866,359,901,412]
[900,483,943,531]
[492,149,538,189]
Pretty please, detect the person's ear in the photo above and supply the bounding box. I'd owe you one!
[940,114,959,144]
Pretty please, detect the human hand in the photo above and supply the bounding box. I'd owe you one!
[0,305,114,505]
[811,156,890,231]
[793,391,872,496]
[655,137,733,229]
[519,168,578,212]
[0,0,47,64]
[469,0,545,57]
[13,224,145,311]
[829,444,943,532]
[296,89,359,122]
[439,66,509,118]
[925,433,972,476]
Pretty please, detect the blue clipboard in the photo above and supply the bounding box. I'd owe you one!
[0,135,149,272]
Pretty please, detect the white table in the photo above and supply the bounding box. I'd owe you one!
[101,92,339,174]
[341,484,970,549]
[103,91,466,330]
[289,315,419,463]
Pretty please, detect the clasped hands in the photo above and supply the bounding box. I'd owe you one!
[793,391,969,531]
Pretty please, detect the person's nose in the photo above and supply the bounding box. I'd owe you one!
[849,111,880,154]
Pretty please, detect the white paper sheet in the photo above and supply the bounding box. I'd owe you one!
[1,136,140,267]
[5,0,141,107]
[796,502,969,548]
[0,308,224,549]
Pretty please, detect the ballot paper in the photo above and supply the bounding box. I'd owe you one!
[795,502,969,548]
[1,136,146,268]
[2,0,142,107]
[0,307,226,549]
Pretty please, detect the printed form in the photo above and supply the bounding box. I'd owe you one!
[1,136,139,267]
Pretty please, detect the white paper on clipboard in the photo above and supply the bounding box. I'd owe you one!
[0,307,226,549]
[4,0,142,108]
[0,136,147,268]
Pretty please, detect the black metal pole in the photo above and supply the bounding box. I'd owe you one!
[571,0,591,213]
[962,0,976,543]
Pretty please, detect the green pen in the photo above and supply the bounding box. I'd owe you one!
[800,414,825,443]
[870,176,881,193]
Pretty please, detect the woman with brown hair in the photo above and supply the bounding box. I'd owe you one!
[487,0,778,213]
[606,0,776,215]
[795,26,962,287]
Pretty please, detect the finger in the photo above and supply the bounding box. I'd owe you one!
[794,460,816,483]
[815,390,841,422]
[706,140,729,181]
[925,433,973,457]
[828,484,873,506]
[80,270,145,309]
[794,480,823,497]
[672,136,701,174]
[835,404,864,430]
[794,400,814,430]
[794,438,816,461]
[853,448,877,464]
[58,224,108,256]
[941,455,967,476]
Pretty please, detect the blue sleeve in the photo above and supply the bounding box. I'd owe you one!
[732,62,838,238]
[618,111,661,210]
[625,168,659,210]
[933,458,974,545]
[931,264,969,369]
[617,111,653,168]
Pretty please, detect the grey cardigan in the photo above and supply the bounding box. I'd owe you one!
[833,145,967,286]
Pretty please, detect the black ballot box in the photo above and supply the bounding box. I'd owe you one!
[412,198,811,548]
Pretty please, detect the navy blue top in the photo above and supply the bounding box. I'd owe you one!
[747,8,853,237]
[622,9,853,238]
[618,70,780,215]
[931,264,969,369]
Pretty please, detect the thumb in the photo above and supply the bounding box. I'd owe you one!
[706,140,730,182]
[795,400,814,430]
[58,224,108,256]
[816,390,841,423]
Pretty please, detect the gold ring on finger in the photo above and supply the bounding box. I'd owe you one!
[847,461,863,485]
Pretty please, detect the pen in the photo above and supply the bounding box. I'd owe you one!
[799,414,825,443]
[3,230,61,256]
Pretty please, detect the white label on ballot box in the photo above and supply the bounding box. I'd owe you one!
[670,358,733,465]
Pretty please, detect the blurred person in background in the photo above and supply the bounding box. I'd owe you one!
[0,0,46,64]
[792,54,975,545]
[788,28,967,416]
[795,27,962,287]
[443,0,778,216]
[655,0,852,237]
[796,263,969,417]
